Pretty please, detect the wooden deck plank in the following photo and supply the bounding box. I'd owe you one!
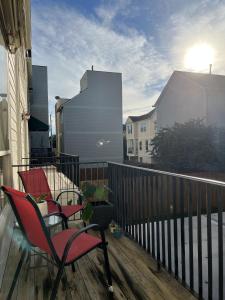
[105,232,196,300]
[0,224,197,300]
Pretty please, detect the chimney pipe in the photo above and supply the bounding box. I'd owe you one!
[209,64,212,74]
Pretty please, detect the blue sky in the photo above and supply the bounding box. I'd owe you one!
[31,0,225,127]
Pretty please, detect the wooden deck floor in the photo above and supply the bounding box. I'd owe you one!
[0,221,196,300]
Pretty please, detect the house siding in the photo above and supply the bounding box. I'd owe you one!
[156,71,225,129]
[59,70,123,162]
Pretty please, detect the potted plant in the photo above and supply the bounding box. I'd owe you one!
[81,182,113,229]
[33,194,48,216]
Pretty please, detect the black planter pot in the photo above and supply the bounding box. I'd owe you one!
[89,201,114,230]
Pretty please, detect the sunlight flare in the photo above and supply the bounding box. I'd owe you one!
[184,43,215,72]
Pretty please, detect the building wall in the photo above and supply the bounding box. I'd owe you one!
[156,71,225,130]
[137,112,156,163]
[126,111,156,164]
[0,0,31,288]
[8,47,30,187]
[31,65,48,124]
[60,70,123,162]
[30,65,49,149]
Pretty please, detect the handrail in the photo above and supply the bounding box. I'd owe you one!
[108,161,225,187]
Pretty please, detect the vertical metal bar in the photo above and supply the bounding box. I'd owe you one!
[142,172,147,250]
[172,177,178,279]
[138,169,142,246]
[151,175,155,258]
[131,168,135,239]
[156,175,161,270]
[147,173,151,253]
[206,184,212,300]
[188,181,194,291]
[167,176,172,273]
[217,188,223,300]
[180,179,186,284]
[161,175,166,267]
[197,183,203,298]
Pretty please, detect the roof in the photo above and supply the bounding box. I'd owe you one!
[29,116,49,131]
[154,70,225,107]
[127,109,155,123]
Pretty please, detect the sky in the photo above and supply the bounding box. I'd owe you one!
[31,0,225,129]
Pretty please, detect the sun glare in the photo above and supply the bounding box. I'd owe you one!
[184,43,215,72]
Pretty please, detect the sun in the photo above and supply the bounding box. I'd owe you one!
[184,43,215,72]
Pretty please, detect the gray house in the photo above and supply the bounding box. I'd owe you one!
[56,69,123,162]
[29,65,49,150]
[155,71,225,129]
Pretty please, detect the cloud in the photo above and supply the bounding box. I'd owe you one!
[31,1,172,125]
[167,0,225,73]
[32,0,225,130]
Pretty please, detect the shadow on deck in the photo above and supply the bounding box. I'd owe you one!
[0,221,196,300]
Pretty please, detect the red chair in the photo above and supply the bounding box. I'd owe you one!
[18,168,83,228]
[2,186,113,300]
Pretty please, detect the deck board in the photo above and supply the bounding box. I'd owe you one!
[0,221,196,300]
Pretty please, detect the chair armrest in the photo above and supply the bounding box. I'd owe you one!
[48,199,62,212]
[43,211,66,220]
[56,190,83,205]
[61,224,104,263]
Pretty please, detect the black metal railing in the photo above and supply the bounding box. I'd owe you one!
[13,159,108,205]
[108,162,224,300]
[11,155,224,299]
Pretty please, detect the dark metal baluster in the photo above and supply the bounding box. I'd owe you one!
[138,169,142,246]
[142,172,147,250]
[180,179,186,284]
[151,175,155,258]
[167,176,172,273]
[147,173,151,253]
[172,177,178,279]
[206,184,212,300]
[217,188,223,300]
[161,175,166,267]
[188,181,194,291]
[156,175,161,270]
[197,183,203,298]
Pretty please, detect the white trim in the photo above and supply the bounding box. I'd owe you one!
[0,150,10,157]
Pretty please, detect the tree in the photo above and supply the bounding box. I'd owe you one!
[151,119,224,172]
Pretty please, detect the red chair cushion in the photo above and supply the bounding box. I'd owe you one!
[50,204,84,218]
[19,169,83,217]
[19,168,52,200]
[51,228,102,263]
[2,186,52,255]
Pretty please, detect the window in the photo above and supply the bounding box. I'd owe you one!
[139,157,143,163]
[140,123,146,132]
[139,141,142,150]
[0,30,8,152]
[145,140,149,151]
[127,124,132,134]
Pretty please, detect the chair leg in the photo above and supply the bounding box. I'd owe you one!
[64,219,69,229]
[71,262,76,272]
[102,243,113,292]
[7,248,27,300]
[50,264,65,300]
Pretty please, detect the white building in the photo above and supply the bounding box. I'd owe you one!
[56,69,123,162]
[155,71,225,129]
[126,109,156,163]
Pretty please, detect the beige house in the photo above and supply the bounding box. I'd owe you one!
[0,0,31,287]
[0,0,31,190]
[126,109,156,163]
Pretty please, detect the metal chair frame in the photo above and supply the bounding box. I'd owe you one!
[2,188,113,300]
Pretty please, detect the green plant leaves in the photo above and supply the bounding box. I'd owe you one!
[82,202,93,222]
